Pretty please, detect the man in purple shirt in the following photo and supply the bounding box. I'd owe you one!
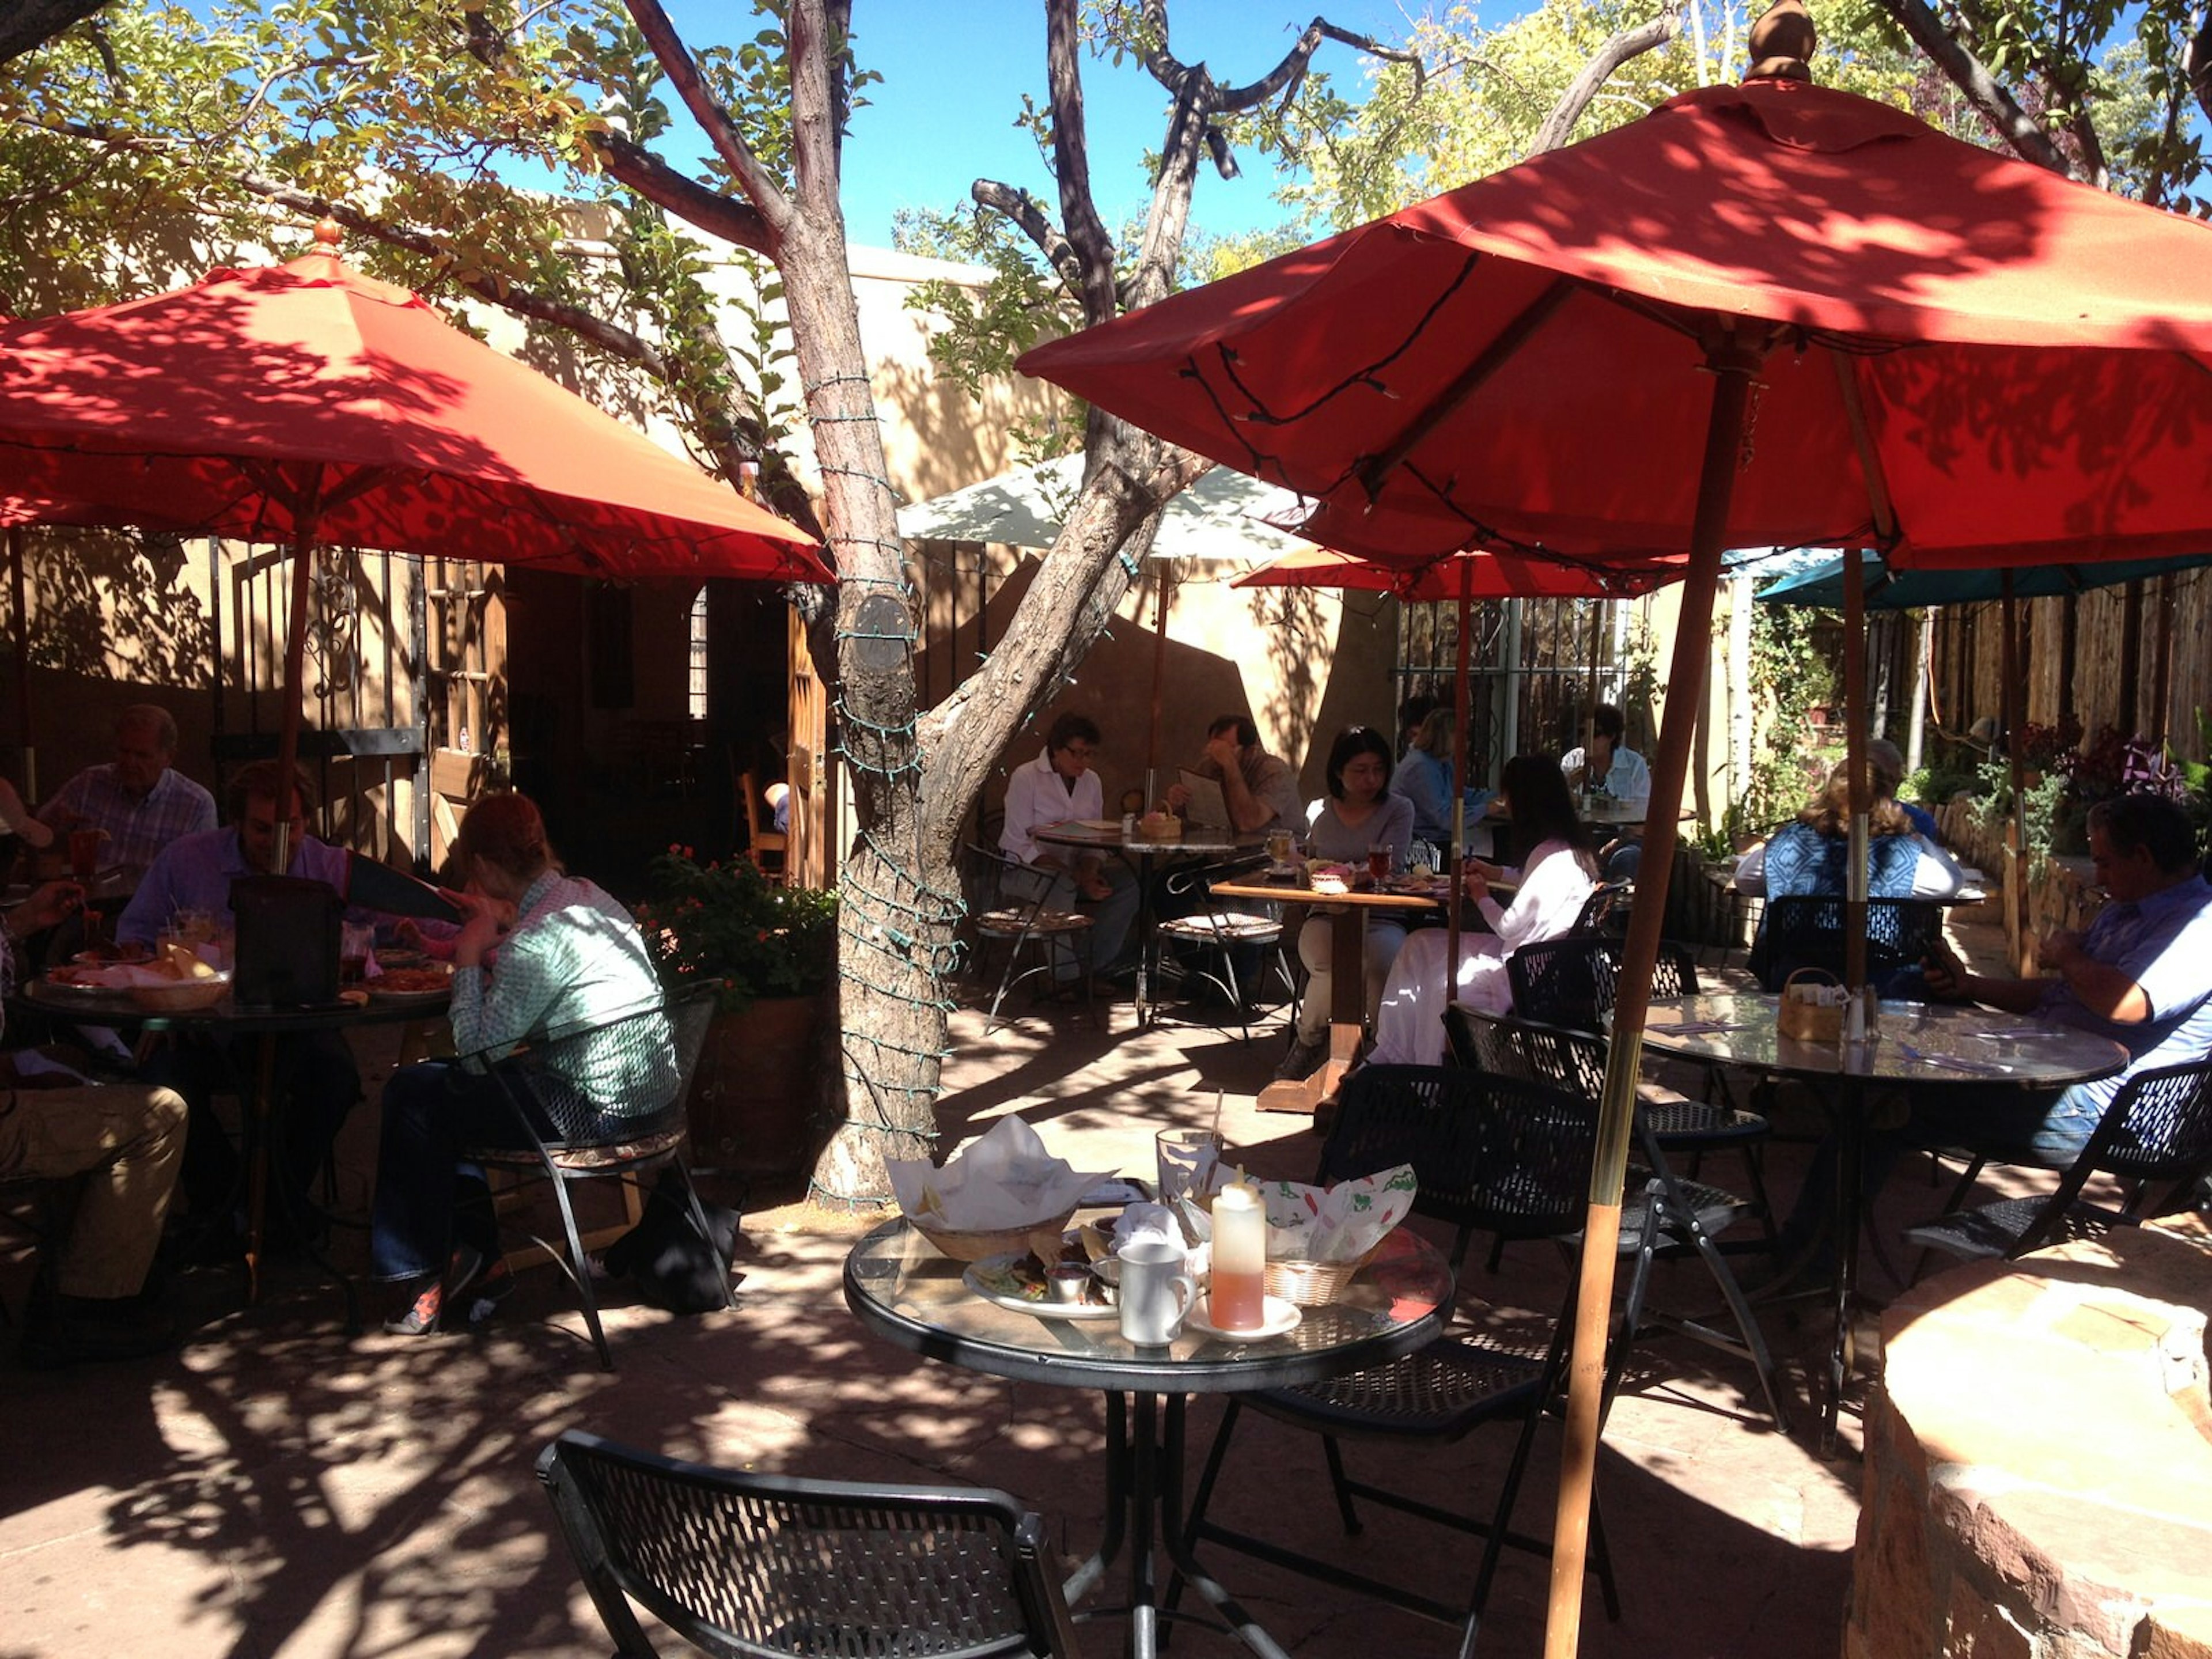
[37,704,217,872]
[124,762,360,1252]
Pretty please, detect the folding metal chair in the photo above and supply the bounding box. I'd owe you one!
[965,842,1094,1032]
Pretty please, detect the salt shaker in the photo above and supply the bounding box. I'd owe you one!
[1121,811,1138,841]
[1209,1181,1267,1333]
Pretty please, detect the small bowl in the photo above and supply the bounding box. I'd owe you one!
[128,972,232,1013]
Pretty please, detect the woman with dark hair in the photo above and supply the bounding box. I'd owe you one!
[1277,727,1416,1079]
[1369,753,1599,1067]
[370,791,675,1335]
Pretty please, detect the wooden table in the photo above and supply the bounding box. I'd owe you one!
[1207,876,1444,1113]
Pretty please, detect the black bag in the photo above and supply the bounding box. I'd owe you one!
[601,1168,742,1315]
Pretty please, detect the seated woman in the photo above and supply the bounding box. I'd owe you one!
[1388,706,1490,853]
[1369,754,1597,1069]
[1278,727,1415,1080]
[371,791,676,1336]
[1737,758,1966,988]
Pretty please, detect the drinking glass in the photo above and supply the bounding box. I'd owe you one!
[1367,844,1393,883]
[340,922,375,986]
[1265,828,1294,868]
[67,826,101,885]
[1155,1128,1224,1212]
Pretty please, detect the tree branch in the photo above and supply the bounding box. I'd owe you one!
[1046,0,1120,325]
[1530,3,1681,156]
[1870,0,2079,177]
[592,128,774,255]
[1216,18,1424,112]
[972,178,1084,291]
[623,0,793,238]
[0,0,108,65]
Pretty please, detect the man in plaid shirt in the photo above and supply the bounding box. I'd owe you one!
[37,704,216,872]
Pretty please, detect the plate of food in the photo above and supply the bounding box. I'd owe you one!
[1306,862,1355,896]
[368,965,454,1003]
[963,1243,1119,1321]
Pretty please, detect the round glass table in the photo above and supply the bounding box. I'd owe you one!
[1639,990,2127,1453]
[843,1217,1452,1658]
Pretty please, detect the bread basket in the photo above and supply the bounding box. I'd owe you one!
[128,972,232,1013]
[1263,1247,1377,1306]
[908,1209,1078,1263]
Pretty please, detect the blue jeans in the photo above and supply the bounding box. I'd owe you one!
[369,1059,626,1281]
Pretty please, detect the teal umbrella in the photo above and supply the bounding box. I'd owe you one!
[1755,548,2212,608]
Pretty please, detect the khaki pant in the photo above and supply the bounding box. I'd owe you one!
[0,1084,187,1299]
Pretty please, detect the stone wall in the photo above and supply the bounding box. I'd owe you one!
[1847,1215,2212,1658]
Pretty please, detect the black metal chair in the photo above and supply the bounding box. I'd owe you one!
[1903,1056,2212,1268]
[965,842,1095,1032]
[1178,1065,1622,1657]
[1748,894,1944,993]
[463,990,732,1370]
[1569,880,1634,937]
[539,1429,1083,1658]
[1448,1006,1794,1432]
[1152,903,1294,1041]
[1508,933,1776,1237]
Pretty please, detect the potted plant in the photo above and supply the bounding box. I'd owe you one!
[634,844,839,1177]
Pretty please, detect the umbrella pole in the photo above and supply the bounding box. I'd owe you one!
[1543,341,1756,1659]
[9,528,31,800]
[273,507,320,871]
[1843,545,1869,992]
[1145,560,1172,809]
[2002,572,2025,970]
[1445,561,1475,999]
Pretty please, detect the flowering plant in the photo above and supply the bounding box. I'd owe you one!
[634,845,838,1014]
[2011,714,2084,772]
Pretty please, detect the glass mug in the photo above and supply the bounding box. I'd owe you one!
[1265,828,1294,867]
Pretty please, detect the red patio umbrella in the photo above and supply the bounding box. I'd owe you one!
[1021,48,2212,1654]
[0,222,829,808]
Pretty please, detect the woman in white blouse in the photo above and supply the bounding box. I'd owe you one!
[1370,755,1599,1068]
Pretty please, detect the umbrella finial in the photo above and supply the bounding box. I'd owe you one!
[1745,0,1817,82]
[310,218,343,253]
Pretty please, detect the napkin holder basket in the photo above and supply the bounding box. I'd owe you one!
[1777,967,1845,1044]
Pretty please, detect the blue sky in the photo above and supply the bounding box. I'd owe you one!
[667,0,1439,248]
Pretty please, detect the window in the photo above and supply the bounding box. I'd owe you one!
[687,587,710,722]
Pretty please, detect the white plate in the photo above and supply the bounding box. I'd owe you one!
[1184,1294,1301,1341]
[963,1252,1119,1321]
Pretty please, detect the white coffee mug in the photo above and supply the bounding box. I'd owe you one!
[1116,1238,1196,1345]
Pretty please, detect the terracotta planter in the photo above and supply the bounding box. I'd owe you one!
[684,993,827,1176]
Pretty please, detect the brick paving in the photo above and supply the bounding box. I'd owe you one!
[0,912,2029,1657]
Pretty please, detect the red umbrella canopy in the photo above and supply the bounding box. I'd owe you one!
[1021,76,2212,570]
[0,227,829,584]
[1234,543,1687,600]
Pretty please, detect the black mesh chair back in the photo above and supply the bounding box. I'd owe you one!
[1324,1065,1598,1267]
[467,989,733,1369]
[1179,1064,1618,1654]
[1505,934,1699,1033]
[1908,1056,2212,1263]
[1452,1007,1793,1431]
[1752,894,1943,991]
[539,1430,1081,1658]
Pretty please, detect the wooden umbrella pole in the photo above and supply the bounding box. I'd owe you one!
[1542,341,1755,1659]
[1842,540,1870,993]
[1445,559,1475,999]
[1145,558,1172,808]
[8,528,31,799]
[2002,572,2025,969]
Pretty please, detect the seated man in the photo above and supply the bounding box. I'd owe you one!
[36,704,217,873]
[1559,703,1650,880]
[999,712,1138,983]
[118,761,362,1250]
[1166,713,1303,836]
[1,881,188,1366]
[1768,791,2212,1281]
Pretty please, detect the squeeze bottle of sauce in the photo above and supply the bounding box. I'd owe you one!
[1209,1181,1267,1332]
